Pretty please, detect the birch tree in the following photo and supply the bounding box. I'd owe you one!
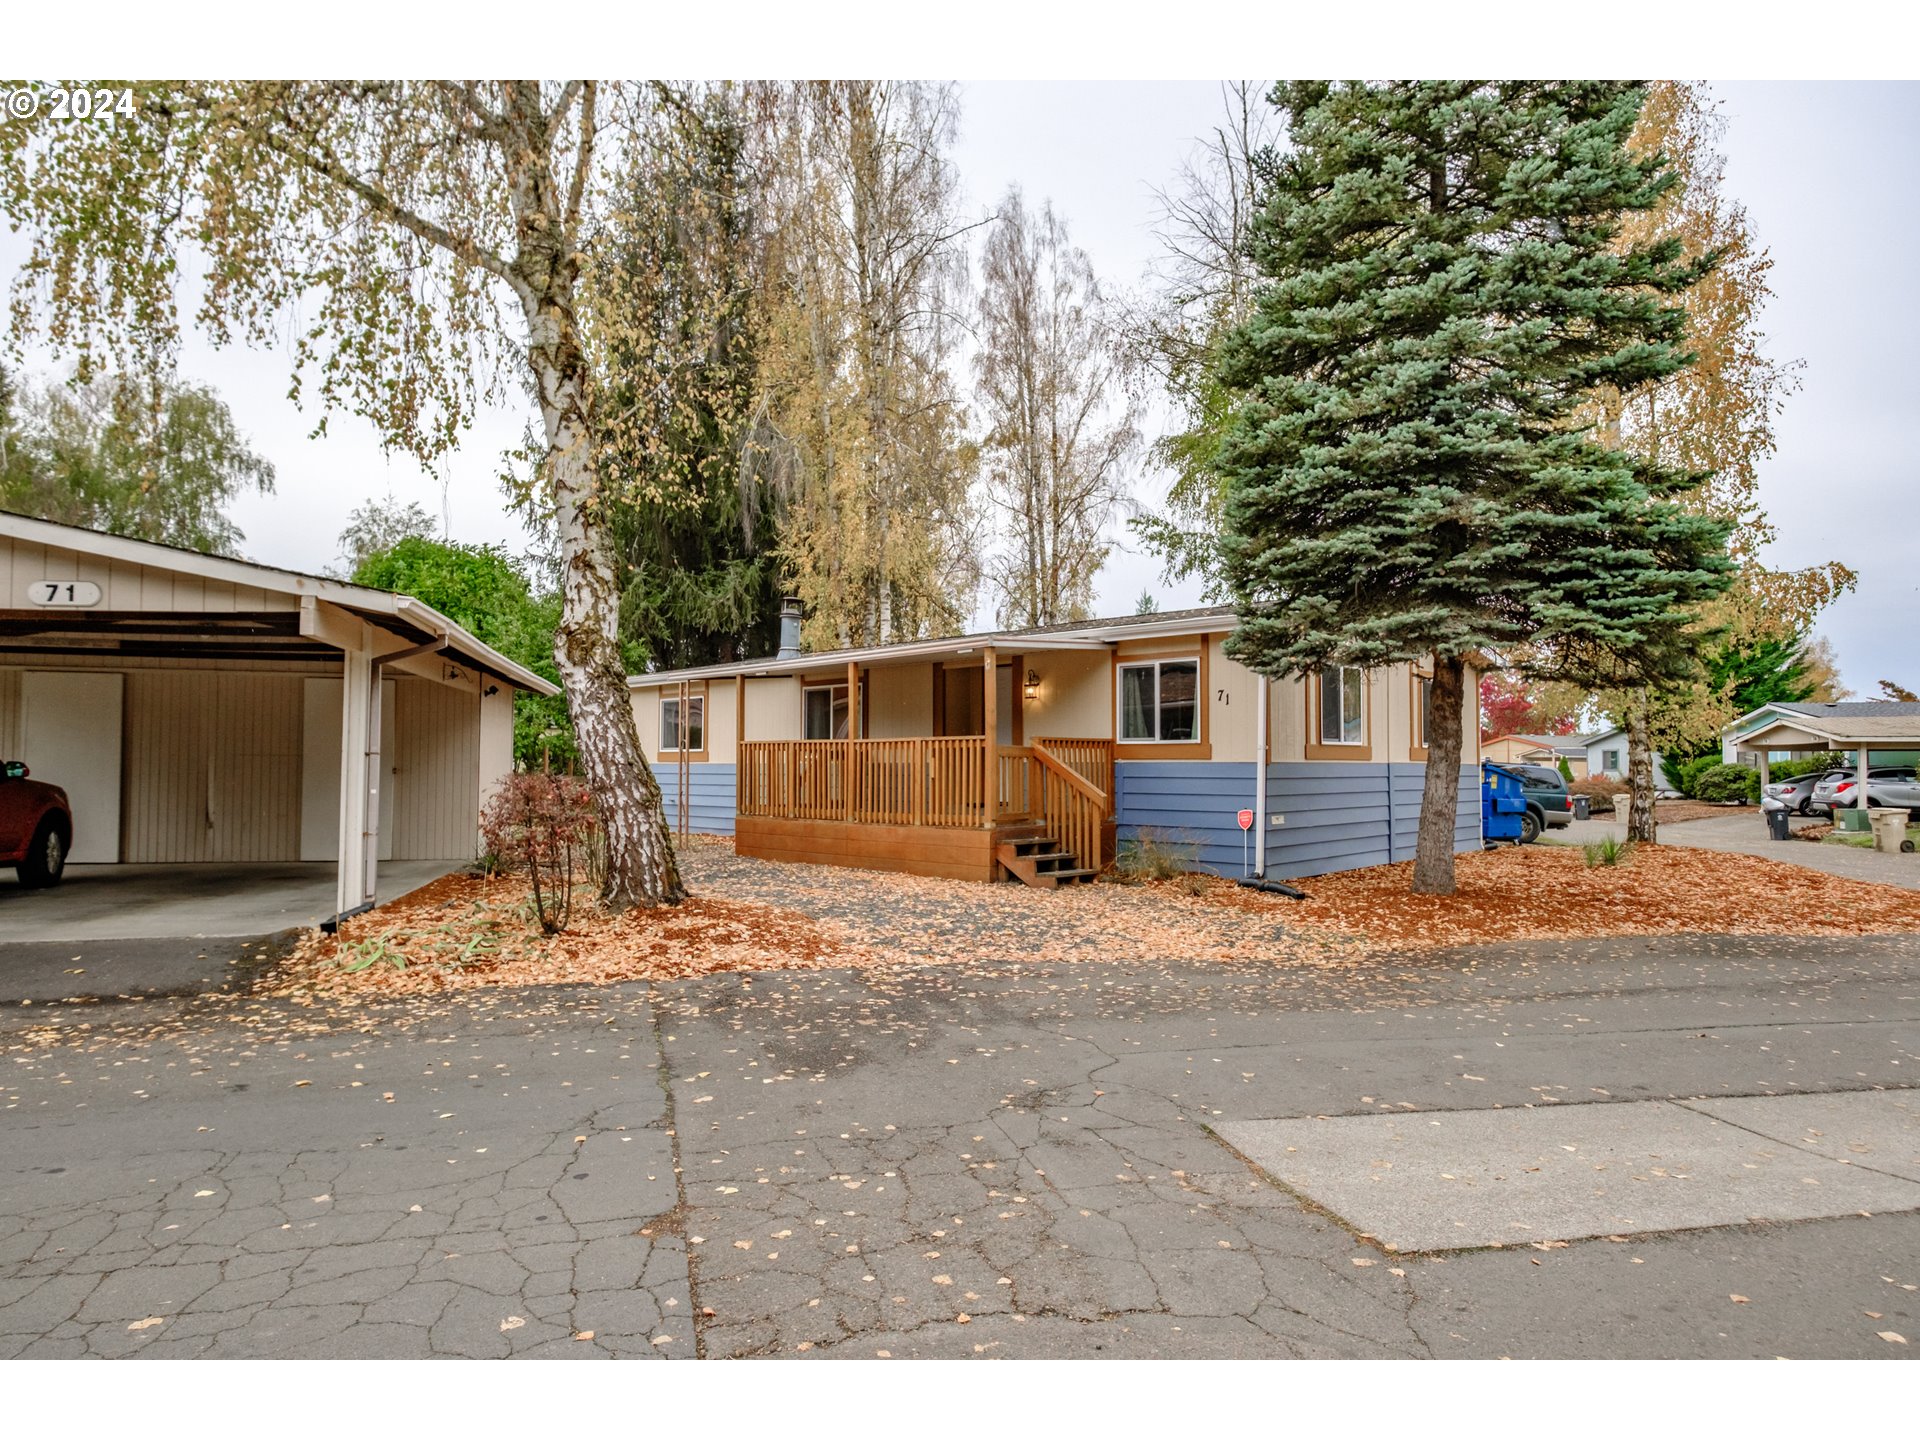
[2,80,686,905]
[974,188,1139,627]
[1586,82,1856,841]
[750,81,981,649]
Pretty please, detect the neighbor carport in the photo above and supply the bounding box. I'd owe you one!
[1,511,557,929]
[1731,710,1920,806]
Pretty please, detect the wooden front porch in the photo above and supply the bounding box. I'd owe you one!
[735,736,1115,886]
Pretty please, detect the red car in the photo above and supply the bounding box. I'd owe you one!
[1,760,72,887]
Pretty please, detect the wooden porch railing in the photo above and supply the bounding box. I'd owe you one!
[737,736,1113,869]
[739,738,989,829]
[1030,739,1110,873]
[1034,737,1114,800]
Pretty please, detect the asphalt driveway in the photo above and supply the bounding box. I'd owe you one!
[2,926,1915,1359]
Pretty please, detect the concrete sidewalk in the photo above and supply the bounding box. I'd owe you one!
[1559,811,1920,890]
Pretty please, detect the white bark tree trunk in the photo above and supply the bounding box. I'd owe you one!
[505,89,684,909]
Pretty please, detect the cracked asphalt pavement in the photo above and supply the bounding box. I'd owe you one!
[2,929,1917,1358]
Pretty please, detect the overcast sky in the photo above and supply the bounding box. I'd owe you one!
[4,81,1913,695]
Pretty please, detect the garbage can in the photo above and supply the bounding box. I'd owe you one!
[1766,806,1791,841]
[1573,795,1591,821]
[1868,807,1910,854]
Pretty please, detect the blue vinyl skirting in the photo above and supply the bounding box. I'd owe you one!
[655,763,737,837]
[1114,761,1481,880]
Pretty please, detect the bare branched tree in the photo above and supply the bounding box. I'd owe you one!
[974,188,1140,628]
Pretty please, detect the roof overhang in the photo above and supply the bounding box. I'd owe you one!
[1,510,558,697]
[1737,716,1920,751]
[629,633,1117,689]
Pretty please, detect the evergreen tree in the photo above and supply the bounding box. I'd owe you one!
[1216,82,1733,893]
[589,85,783,671]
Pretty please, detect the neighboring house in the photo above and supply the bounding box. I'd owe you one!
[0,510,557,919]
[1484,732,1589,778]
[1722,700,1920,770]
[630,604,1482,887]
[1580,726,1674,791]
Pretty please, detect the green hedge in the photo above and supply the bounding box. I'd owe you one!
[1691,763,1761,804]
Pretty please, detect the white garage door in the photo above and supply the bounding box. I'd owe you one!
[20,670,123,863]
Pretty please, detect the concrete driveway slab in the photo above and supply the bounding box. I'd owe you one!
[1689,1090,1920,1183]
[1215,1094,1920,1252]
[0,860,460,943]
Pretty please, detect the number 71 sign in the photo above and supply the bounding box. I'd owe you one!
[30,580,102,607]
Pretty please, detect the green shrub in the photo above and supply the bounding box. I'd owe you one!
[1692,763,1761,804]
[1674,754,1724,798]
[1557,755,1575,783]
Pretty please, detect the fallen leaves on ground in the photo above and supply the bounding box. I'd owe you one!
[256,831,1919,999]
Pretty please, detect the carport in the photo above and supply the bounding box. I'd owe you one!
[1,511,557,930]
[1731,709,1920,801]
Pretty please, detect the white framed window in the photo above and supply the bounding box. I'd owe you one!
[1118,659,1199,742]
[1414,674,1433,752]
[1318,665,1365,746]
[802,683,857,740]
[1601,748,1621,775]
[661,693,704,753]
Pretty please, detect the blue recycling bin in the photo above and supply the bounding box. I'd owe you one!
[1481,762,1528,844]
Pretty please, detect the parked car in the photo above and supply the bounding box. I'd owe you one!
[1826,772,1920,816]
[1764,769,1851,816]
[0,759,72,887]
[1507,763,1575,844]
[1869,776,1920,819]
[1812,767,1917,815]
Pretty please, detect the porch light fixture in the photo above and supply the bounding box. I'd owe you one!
[1024,668,1040,702]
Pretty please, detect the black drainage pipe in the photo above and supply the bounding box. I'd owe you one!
[1237,876,1308,900]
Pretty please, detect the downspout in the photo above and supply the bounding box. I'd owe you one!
[1253,673,1269,876]
[1239,674,1305,899]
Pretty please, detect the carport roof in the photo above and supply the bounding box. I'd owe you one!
[1735,712,1920,750]
[1,510,558,696]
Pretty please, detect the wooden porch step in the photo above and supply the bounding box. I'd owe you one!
[994,840,1095,889]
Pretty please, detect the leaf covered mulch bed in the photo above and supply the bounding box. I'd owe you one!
[269,834,1920,998]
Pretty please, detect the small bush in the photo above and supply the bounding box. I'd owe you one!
[1112,828,1202,884]
[1569,778,1621,813]
[1673,754,1724,798]
[1692,763,1761,804]
[478,773,602,934]
[1768,752,1850,782]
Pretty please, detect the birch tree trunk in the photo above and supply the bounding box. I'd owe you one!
[505,90,685,909]
[1412,653,1466,894]
[1625,687,1659,844]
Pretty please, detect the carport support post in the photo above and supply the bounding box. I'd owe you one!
[1858,746,1871,813]
[335,633,377,920]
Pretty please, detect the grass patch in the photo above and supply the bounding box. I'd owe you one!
[1583,836,1634,868]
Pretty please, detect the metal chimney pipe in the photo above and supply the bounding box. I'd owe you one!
[776,596,803,659]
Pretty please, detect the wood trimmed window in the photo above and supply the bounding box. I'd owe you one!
[1410,669,1433,761]
[1305,665,1372,761]
[660,686,707,758]
[1113,646,1211,759]
[1118,657,1199,742]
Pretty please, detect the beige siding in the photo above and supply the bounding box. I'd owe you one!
[741,676,803,743]
[207,673,303,861]
[866,662,933,738]
[122,671,303,862]
[633,687,662,763]
[0,667,18,756]
[1020,649,1112,740]
[706,678,739,763]
[390,676,480,860]
[1,534,299,613]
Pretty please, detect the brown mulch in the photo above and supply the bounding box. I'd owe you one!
[270,833,1920,998]
[1208,842,1920,950]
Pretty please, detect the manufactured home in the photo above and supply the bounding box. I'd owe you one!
[631,604,1481,887]
[1,510,557,921]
